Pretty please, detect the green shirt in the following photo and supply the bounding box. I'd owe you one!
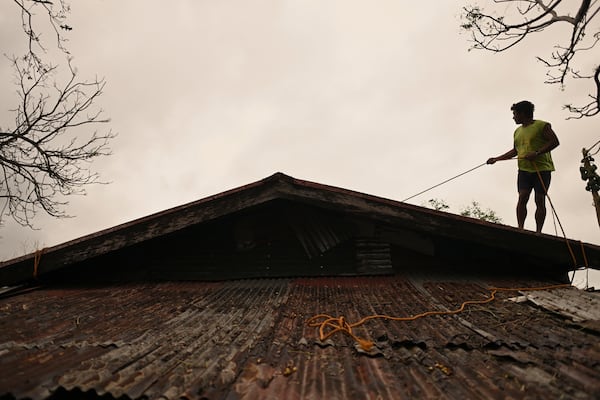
[514,119,555,172]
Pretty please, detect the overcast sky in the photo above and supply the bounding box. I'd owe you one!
[1,1,598,284]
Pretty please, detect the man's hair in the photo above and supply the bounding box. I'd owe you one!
[511,101,535,118]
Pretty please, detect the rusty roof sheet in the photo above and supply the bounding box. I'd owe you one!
[1,276,599,399]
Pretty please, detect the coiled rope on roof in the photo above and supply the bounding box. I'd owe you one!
[308,159,593,350]
[307,284,572,352]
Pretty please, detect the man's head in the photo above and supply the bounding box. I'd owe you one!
[511,100,534,124]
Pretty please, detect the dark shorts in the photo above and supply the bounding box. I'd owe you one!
[517,170,551,195]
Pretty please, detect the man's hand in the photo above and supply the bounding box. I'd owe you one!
[488,148,517,165]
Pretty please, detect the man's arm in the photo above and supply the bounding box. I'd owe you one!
[523,123,560,160]
[540,123,559,153]
[487,148,517,164]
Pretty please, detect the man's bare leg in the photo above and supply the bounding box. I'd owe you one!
[517,191,531,229]
[534,192,547,233]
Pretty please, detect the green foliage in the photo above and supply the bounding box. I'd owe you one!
[424,198,450,211]
[581,154,600,192]
[459,201,502,223]
[423,198,502,223]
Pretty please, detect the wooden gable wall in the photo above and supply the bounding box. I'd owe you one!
[38,198,568,285]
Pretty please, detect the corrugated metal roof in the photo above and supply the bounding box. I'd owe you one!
[1,276,599,399]
[1,173,599,399]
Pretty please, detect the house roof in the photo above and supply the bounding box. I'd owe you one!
[1,276,599,400]
[1,172,598,286]
[1,172,600,399]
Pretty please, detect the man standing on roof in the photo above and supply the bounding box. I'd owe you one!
[487,100,560,233]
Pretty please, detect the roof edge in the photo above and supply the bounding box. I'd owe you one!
[1,172,599,286]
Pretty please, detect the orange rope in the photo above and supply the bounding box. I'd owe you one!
[531,161,578,267]
[307,284,571,351]
[495,157,580,269]
[310,158,586,350]
[400,157,581,269]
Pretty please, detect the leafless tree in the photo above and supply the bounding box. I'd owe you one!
[1,0,114,227]
[461,0,600,119]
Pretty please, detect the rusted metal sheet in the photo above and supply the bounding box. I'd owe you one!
[520,287,600,322]
[1,277,599,399]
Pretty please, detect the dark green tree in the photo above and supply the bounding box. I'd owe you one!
[423,198,503,223]
[424,198,450,211]
[459,201,503,224]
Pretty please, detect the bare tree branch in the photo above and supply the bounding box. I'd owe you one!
[461,0,599,118]
[2,1,114,227]
[13,0,71,74]
[564,65,600,118]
